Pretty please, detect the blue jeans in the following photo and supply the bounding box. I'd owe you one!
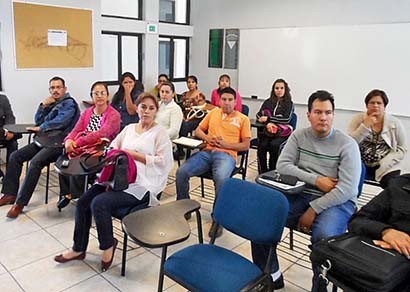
[251,192,356,292]
[72,184,148,252]
[176,150,236,207]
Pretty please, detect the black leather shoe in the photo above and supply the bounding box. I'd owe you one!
[57,196,71,209]
[272,274,285,290]
[208,221,223,238]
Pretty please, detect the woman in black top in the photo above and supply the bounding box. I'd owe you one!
[256,79,294,174]
[111,72,144,130]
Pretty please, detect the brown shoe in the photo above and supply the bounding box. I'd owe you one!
[0,194,16,206]
[101,238,118,272]
[54,251,86,263]
[6,204,24,218]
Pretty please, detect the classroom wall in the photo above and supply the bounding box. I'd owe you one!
[0,0,101,122]
[0,0,193,123]
[190,0,410,171]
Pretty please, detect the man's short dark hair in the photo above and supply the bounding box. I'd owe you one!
[308,90,335,112]
[49,76,65,87]
[220,87,236,99]
[364,89,389,107]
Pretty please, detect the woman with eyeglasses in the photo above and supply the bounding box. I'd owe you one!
[57,81,121,209]
[348,89,407,188]
[111,72,144,130]
[54,92,173,273]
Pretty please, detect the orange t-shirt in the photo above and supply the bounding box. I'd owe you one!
[199,108,251,159]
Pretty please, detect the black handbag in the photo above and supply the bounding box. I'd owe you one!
[109,154,129,191]
[310,233,410,292]
[80,152,130,191]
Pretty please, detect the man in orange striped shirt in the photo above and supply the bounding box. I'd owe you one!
[176,87,251,237]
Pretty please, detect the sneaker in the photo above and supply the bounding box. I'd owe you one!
[208,220,223,238]
[272,274,285,290]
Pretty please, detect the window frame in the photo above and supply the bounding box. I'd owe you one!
[159,0,191,25]
[159,35,190,82]
[101,0,143,20]
[101,31,143,86]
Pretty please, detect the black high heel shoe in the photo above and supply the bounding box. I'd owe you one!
[101,238,118,272]
[57,195,71,209]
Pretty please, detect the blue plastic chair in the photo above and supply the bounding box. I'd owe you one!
[163,178,289,292]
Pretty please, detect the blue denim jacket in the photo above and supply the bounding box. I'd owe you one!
[34,93,80,134]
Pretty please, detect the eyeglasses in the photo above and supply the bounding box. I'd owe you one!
[49,86,64,91]
[91,91,108,97]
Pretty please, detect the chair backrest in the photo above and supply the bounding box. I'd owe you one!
[289,112,298,129]
[214,178,289,244]
[241,104,249,116]
[357,162,366,197]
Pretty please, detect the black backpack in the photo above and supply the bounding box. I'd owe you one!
[310,233,410,292]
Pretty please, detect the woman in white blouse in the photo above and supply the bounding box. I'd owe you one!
[54,92,173,271]
[155,81,183,140]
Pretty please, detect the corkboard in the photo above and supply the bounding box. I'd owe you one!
[13,2,93,68]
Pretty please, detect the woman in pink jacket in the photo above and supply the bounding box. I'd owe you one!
[210,74,243,112]
[57,81,121,209]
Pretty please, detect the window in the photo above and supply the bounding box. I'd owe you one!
[159,0,190,24]
[159,36,189,81]
[101,0,142,19]
[101,31,143,85]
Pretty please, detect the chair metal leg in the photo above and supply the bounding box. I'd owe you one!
[45,164,50,204]
[200,177,205,198]
[84,175,88,193]
[121,232,128,276]
[158,246,168,292]
[195,210,203,243]
[289,229,294,250]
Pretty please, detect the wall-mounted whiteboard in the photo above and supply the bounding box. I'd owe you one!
[238,23,410,116]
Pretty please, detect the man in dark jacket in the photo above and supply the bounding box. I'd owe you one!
[349,174,410,257]
[0,76,80,218]
[349,174,410,291]
[0,93,19,178]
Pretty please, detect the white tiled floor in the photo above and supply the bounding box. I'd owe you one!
[0,150,380,292]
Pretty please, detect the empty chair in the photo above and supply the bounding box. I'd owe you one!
[163,178,289,292]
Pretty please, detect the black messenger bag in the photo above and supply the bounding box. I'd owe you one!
[310,233,410,292]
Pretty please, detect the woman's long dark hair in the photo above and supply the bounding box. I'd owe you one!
[268,79,293,117]
[270,78,292,102]
[112,72,144,105]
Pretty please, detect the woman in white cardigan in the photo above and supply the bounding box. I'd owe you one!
[348,89,407,188]
[155,81,183,141]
